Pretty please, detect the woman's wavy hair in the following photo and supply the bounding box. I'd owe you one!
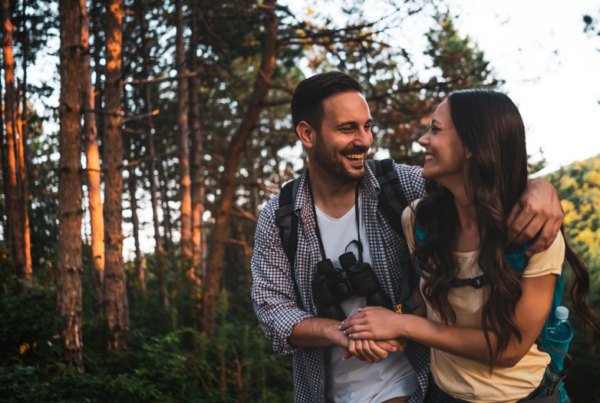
[413,89,600,368]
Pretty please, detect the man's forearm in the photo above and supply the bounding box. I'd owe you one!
[288,317,348,349]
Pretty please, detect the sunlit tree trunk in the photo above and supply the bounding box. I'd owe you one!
[81,0,105,314]
[175,0,193,276]
[1,0,28,287]
[202,0,278,335]
[19,21,32,277]
[189,4,204,277]
[138,0,166,307]
[103,0,129,351]
[57,0,83,362]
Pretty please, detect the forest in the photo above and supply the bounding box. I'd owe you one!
[0,0,598,401]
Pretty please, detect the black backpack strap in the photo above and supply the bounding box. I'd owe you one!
[368,159,416,313]
[368,159,409,237]
[275,178,303,310]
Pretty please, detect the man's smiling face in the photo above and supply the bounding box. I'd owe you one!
[312,91,373,183]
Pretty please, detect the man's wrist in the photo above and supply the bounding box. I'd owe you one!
[326,320,349,349]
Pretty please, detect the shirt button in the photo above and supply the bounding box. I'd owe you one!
[320,379,324,384]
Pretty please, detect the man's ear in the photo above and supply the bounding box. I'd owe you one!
[297,121,317,150]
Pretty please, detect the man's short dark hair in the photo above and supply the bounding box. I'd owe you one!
[291,72,363,137]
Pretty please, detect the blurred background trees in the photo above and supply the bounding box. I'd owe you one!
[0,0,597,401]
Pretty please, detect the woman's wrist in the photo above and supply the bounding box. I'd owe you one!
[396,313,418,339]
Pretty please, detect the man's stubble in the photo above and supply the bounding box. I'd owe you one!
[313,131,367,184]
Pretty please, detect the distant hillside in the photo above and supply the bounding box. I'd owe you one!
[545,155,600,264]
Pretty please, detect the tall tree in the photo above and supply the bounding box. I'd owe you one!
[189,3,204,277]
[57,0,83,362]
[18,2,32,278]
[175,0,193,275]
[138,0,166,307]
[81,0,105,314]
[103,0,129,350]
[202,0,279,335]
[1,0,29,287]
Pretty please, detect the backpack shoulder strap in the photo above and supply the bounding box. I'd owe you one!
[275,177,303,309]
[368,159,409,238]
[368,159,417,312]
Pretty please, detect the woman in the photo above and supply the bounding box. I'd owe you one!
[340,90,600,402]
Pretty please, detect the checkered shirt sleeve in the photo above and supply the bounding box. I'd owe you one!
[251,193,314,356]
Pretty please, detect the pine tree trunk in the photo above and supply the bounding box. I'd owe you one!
[57,0,83,362]
[175,0,193,275]
[1,0,28,287]
[128,164,144,292]
[0,52,12,254]
[19,33,32,278]
[158,158,175,264]
[202,0,278,335]
[138,0,166,308]
[81,0,105,314]
[189,4,204,277]
[103,0,129,351]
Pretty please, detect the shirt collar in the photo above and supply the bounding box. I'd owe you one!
[293,161,380,213]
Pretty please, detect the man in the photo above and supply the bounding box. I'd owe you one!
[251,72,564,403]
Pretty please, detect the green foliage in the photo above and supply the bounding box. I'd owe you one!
[545,156,600,402]
[0,248,293,403]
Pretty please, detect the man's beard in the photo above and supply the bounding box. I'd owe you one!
[313,132,368,183]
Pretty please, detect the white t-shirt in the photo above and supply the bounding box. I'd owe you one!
[316,195,417,403]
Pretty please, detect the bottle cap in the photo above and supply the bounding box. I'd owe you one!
[555,306,569,320]
[338,252,357,269]
[317,259,335,275]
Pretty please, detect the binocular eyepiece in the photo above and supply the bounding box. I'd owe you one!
[311,253,393,321]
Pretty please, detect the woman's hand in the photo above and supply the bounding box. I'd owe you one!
[339,306,411,340]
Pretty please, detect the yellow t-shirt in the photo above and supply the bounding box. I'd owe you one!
[401,201,565,403]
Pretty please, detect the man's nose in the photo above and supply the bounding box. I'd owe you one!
[355,126,372,148]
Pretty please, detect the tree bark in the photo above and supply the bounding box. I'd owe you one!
[81,0,105,315]
[1,0,28,287]
[175,0,193,275]
[202,0,278,335]
[128,164,144,292]
[189,3,204,277]
[0,51,12,254]
[19,18,32,278]
[138,0,166,307]
[103,0,129,351]
[57,0,83,362]
[158,157,174,264]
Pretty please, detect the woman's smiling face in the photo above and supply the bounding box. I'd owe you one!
[418,100,471,186]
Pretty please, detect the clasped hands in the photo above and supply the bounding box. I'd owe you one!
[338,307,409,363]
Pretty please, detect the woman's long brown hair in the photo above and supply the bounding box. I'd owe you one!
[413,90,600,369]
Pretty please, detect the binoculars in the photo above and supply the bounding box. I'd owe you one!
[311,252,393,321]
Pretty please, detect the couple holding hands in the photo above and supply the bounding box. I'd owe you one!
[251,72,600,403]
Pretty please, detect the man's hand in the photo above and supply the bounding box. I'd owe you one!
[341,338,407,363]
[507,179,563,256]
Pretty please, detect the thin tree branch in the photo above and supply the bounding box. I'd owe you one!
[120,149,176,170]
[122,109,159,123]
[125,71,199,85]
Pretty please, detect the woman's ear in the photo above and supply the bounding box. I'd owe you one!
[297,121,317,150]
